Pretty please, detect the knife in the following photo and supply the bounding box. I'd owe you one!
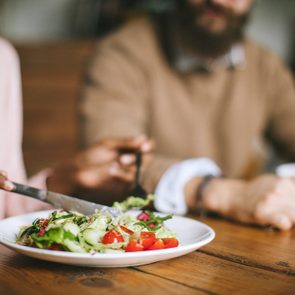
[10,182,120,216]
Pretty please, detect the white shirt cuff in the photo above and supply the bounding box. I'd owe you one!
[154,158,221,215]
[276,163,295,177]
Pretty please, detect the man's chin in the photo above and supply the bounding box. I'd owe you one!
[188,24,243,57]
[196,18,229,35]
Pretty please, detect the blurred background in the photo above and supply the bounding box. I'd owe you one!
[0,0,294,67]
[0,0,294,175]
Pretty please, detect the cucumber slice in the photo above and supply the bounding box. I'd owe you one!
[63,223,80,237]
[63,239,86,253]
[82,228,104,246]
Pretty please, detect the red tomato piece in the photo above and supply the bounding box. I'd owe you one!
[125,240,144,252]
[120,225,134,235]
[38,219,49,237]
[102,230,124,244]
[162,238,179,249]
[38,227,46,237]
[139,232,156,250]
[147,238,165,250]
[40,219,48,227]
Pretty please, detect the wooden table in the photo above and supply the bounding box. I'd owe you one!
[0,216,294,295]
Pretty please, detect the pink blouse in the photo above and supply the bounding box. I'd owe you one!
[0,38,50,219]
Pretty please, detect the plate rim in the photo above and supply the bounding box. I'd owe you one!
[0,209,215,262]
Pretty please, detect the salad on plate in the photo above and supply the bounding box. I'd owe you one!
[16,196,179,253]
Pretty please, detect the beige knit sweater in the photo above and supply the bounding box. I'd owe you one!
[80,17,295,192]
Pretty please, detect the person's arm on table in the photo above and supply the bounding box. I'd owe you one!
[182,55,295,230]
[152,155,294,231]
[154,158,222,215]
[185,174,295,231]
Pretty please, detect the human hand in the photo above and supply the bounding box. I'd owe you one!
[235,175,295,230]
[204,175,295,231]
[47,136,154,203]
[0,170,15,191]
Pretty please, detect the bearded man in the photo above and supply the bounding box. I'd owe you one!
[73,0,295,230]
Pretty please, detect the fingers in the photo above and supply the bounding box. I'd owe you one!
[74,162,136,189]
[0,170,15,191]
[272,215,293,231]
[110,163,136,183]
[55,135,153,192]
[243,176,295,231]
[118,148,154,168]
[253,192,295,231]
[77,146,117,167]
[101,135,155,153]
[119,154,136,166]
[260,214,292,231]
[0,170,7,178]
[137,136,155,153]
[78,136,154,170]
[101,136,143,152]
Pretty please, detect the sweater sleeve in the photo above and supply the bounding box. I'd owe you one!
[80,38,149,147]
[80,37,189,193]
[265,53,295,160]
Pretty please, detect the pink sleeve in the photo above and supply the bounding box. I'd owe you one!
[0,39,50,219]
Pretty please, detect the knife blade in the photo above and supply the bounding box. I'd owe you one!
[10,182,120,216]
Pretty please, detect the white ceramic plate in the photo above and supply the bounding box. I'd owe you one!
[0,210,215,268]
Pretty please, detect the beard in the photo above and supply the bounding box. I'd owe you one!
[177,0,252,58]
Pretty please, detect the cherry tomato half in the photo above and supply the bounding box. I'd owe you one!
[162,238,179,249]
[102,230,124,244]
[139,232,156,250]
[147,238,165,250]
[125,240,144,252]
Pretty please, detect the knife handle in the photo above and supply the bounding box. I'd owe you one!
[11,182,46,201]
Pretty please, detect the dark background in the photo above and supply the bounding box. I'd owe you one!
[0,0,294,69]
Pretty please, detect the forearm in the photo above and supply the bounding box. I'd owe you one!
[203,178,245,217]
[153,158,222,214]
[185,176,245,217]
[190,174,295,231]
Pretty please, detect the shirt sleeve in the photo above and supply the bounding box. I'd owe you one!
[276,163,295,177]
[80,39,149,147]
[154,158,221,215]
[265,53,295,160]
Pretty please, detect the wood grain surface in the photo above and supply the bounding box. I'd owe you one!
[0,216,294,295]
